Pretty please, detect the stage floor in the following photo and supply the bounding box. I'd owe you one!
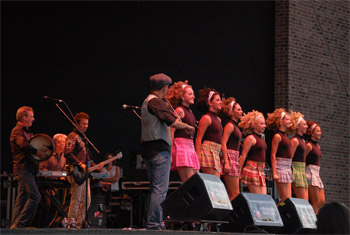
[0,228,252,235]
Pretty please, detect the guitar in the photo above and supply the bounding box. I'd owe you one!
[72,152,123,185]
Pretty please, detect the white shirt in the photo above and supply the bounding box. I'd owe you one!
[102,166,120,192]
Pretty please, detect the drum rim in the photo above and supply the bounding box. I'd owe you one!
[29,133,55,162]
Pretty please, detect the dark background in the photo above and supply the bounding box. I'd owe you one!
[1,1,275,175]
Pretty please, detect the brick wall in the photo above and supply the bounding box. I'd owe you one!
[275,0,349,206]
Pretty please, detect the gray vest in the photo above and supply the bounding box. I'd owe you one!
[141,94,171,146]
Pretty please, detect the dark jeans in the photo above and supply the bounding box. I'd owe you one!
[144,151,171,229]
[11,170,41,228]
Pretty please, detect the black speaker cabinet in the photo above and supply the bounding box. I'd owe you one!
[278,197,317,234]
[161,173,232,221]
[87,190,107,228]
[221,192,284,233]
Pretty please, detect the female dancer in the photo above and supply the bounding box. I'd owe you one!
[238,110,267,194]
[287,111,308,200]
[220,97,243,200]
[266,108,292,204]
[305,120,325,214]
[195,88,222,178]
[166,81,199,183]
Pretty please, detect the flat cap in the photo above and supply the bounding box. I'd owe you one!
[150,73,172,90]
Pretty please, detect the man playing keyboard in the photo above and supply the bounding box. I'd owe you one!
[35,133,68,227]
[40,133,67,173]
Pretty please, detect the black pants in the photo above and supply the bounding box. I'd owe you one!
[11,171,41,228]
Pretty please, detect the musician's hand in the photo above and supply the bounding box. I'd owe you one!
[80,163,87,173]
[97,163,104,172]
[185,126,195,138]
[187,125,195,131]
[36,150,46,158]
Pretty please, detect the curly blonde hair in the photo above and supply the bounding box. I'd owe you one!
[165,80,191,108]
[266,108,288,132]
[238,110,264,134]
[286,110,305,135]
[220,97,237,118]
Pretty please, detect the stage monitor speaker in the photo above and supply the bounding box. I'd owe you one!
[221,192,283,233]
[88,190,107,228]
[161,173,232,221]
[278,197,317,234]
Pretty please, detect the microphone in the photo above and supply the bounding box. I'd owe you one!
[122,104,141,110]
[43,96,63,102]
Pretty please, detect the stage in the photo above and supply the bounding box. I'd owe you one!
[1,173,317,235]
[1,228,251,235]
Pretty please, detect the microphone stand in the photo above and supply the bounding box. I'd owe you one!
[84,139,90,228]
[54,102,100,228]
[123,106,142,120]
[132,109,142,120]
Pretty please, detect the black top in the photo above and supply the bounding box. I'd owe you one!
[226,120,242,151]
[292,134,307,162]
[174,105,196,139]
[306,139,321,166]
[247,133,267,162]
[203,111,223,144]
[275,130,292,159]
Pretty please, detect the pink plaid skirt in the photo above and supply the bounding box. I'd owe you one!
[306,164,324,189]
[221,149,240,176]
[267,157,293,183]
[241,160,266,186]
[171,138,200,170]
[199,141,222,172]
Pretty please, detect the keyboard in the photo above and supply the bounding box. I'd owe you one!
[38,170,67,177]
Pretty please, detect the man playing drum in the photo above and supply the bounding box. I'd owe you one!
[9,106,47,228]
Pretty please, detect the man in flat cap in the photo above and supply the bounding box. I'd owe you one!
[141,73,194,230]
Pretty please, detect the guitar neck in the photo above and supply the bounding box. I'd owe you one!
[88,153,122,173]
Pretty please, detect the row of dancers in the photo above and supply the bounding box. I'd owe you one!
[165,80,324,214]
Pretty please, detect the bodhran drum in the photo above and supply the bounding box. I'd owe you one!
[29,134,55,162]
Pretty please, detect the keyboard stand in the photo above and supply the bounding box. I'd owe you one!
[39,177,68,227]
